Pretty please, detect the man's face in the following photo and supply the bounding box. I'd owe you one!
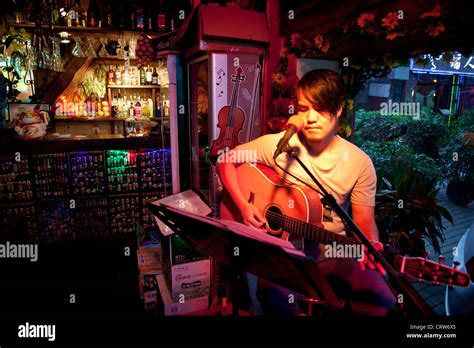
[297,89,340,144]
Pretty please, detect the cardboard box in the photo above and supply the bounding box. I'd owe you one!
[163,258,211,303]
[137,244,162,274]
[157,274,209,316]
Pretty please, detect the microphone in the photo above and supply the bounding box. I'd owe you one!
[273,115,305,159]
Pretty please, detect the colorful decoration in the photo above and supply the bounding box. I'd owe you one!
[135,34,154,68]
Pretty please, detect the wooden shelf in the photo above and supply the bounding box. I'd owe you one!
[10,23,175,39]
[54,118,123,122]
[108,85,160,89]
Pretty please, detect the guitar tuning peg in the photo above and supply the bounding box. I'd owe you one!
[438,255,445,263]
[453,261,460,269]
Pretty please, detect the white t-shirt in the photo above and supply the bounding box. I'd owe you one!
[234,132,377,234]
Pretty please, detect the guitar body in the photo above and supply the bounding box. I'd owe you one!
[220,162,324,247]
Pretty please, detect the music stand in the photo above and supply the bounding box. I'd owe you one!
[147,202,345,316]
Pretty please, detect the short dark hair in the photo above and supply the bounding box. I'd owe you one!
[297,69,346,116]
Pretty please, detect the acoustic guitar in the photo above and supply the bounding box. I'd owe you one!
[220,162,471,288]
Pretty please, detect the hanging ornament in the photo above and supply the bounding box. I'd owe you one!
[135,33,154,68]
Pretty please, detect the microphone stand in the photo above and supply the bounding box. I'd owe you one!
[279,146,434,316]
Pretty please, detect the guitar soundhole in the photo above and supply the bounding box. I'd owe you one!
[265,205,283,231]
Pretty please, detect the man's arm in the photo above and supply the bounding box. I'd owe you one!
[351,204,379,241]
[216,153,266,228]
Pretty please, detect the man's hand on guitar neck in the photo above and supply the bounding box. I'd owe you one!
[240,202,267,230]
[360,241,387,276]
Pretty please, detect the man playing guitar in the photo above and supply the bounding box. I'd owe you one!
[216,69,397,315]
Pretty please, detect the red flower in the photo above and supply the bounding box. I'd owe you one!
[314,34,323,49]
[386,32,404,40]
[321,40,331,53]
[420,4,441,19]
[357,13,375,28]
[290,33,301,47]
[426,22,445,36]
[381,12,399,31]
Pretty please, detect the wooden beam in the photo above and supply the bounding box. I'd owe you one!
[262,0,281,134]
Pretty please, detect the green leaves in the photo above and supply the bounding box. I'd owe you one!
[375,170,452,255]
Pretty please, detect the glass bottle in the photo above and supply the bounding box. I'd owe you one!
[87,0,101,28]
[146,66,152,84]
[156,0,166,32]
[115,65,122,85]
[152,67,159,85]
[140,67,146,85]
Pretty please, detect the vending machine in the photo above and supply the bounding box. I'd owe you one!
[188,53,263,214]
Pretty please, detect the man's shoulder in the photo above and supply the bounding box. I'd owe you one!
[339,136,371,163]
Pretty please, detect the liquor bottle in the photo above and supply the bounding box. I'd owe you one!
[129,102,135,117]
[135,97,142,119]
[108,65,115,85]
[105,3,113,28]
[156,0,166,32]
[136,1,144,31]
[148,98,154,118]
[152,67,159,85]
[118,1,125,29]
[115,65,122,85]
[146,66,152,84]
[140,67,146,85]
[130,1,137,30]
[123,68,130,85]
[87,0,101,28]
[155,95,161,118]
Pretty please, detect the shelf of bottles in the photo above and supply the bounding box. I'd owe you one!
[109,195,140,234]
[70,152,106,196]
[74,197,109,238]
[139,149,171,234]
[106,150,139,194]
[0,148,172,242]
[12,0,187,34]
[0,202,37,239]
[31,154,70,199]
[107,64,170,123]
[0,154,33,203]
[37,200,75,243]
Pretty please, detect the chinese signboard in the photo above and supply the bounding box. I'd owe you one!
[410,52,474,76]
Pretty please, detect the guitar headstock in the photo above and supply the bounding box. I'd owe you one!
[400,255,471,287]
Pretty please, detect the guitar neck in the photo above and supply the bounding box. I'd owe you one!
[281,213,404,268]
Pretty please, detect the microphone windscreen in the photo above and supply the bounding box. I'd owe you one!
[286,115,305,132]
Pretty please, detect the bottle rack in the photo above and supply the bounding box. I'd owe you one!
[109,194,140,234]
[74,197,109,238]
[106,150,139,194]
[31,154,70,199]
[0,154,33,202]
[0,148,172,243]
[0,202,37,239]
[70,152,106,196]
[37,199,75,244]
